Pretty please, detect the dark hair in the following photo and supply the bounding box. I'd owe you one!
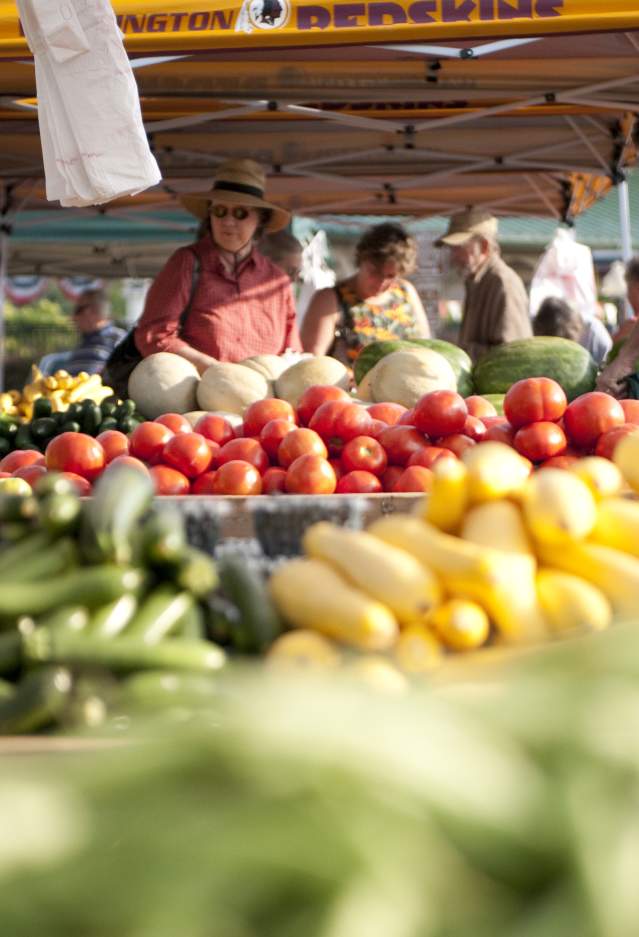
[626,257,639,285]
[355,223,417,276]
[533,297,583,342]
[259,230,302,263]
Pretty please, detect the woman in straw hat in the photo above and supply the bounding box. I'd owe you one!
[134,159,302,372]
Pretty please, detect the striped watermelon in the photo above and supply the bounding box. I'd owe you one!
[354,340,473,396]
[472,337,598,402]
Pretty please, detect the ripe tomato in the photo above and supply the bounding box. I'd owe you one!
[260,419,296,461]
[243,398,297,438]
[367,402,407,425]
[482,421,515,446]
[0,449,45,473]
[465,395,497,418]
[594,423,639,460]
[340,435,388,477]
[190,471,218,494]
[513,421,567,462]
[12,464,47,487]
[96,429,129,463]
[504,377,567,428]
[408,446,457,469]
[309,401,372,455]
[463,415,487,442]
[154,413,192,434]
[563,392,625,450]
[296,385,351,426]
[336,470,382,494]
[377,426,429,466]
[620,399,639,425]
[107,456,150,475]
[329,458,345,482]
[45,432,105,482]
[392,465,434,493]
[261,466,287,494]
[149,465,190,495]
[58,471,92,496]
[367,419,389,440]
[438,434,476,458]
[413,390,467,437]
[193,413,235,446]
[216,437,269,474]
[161,432,213,478]
[540,455,580,470]
[381,465,404,492]
[212,460,262,495]
[285,454,337,494]
[277,428,327,468]
[397,408,416,426]
[129,421,174,464]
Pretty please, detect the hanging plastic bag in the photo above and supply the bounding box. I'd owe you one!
[295,230,336,325]
[529,227,598,321]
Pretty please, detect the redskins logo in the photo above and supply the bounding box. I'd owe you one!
[247,0,290,29]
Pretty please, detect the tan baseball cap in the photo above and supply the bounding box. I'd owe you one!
[435,208,498,247]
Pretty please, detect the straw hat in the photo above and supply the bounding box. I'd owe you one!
[181,159,290,233]
[435,207,498,247]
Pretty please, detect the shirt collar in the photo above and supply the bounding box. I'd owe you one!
[198,235,260,276]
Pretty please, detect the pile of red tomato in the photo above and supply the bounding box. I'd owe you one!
[1,380,638,497]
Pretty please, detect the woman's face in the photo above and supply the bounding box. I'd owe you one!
[210,201,260,253]
[358,258,400,297]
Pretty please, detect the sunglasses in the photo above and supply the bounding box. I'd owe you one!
[211,205,252,221]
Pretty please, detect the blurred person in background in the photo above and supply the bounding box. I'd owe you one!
[436,207,530,362]
[533,296,612,366]
[301,222,429,364]
[611,257,639,342]
[64,289,126,375]
[259,230,303,284]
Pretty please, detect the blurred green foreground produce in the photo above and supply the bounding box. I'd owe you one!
[2,620,639,937]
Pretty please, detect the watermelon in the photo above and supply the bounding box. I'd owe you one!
[472,337,598,402]
[354,340,473,396]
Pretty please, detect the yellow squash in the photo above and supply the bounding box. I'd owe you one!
[536,568,612,634]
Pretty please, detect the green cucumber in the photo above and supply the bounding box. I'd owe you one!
[126,587,196,644]
[0,631,22,675]
[0,493,40,525]
[171,547,218,598]
[472,337,598,401]
[140,508,188,566]
[81,463,154,565]
[1,537,78,583]
[38,493,82,535]
[30,417,58,443]
[80,399,102,435]
[120,670,218,708]
[37,605,90,634]
[34,473,83,499]
[0,529,52,574]
[23,628,226,674]
[217,555,283,653]
[32,397,53,419]
[0,566,146,617]
[0,666,73,734]
[88,594,138,639]
[176,602,206,641]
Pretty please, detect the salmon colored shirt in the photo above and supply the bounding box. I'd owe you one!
[135,235,302,361]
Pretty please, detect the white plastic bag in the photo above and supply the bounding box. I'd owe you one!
[295,231,336,325]
[529,228,598,321]
[17,0,161,207]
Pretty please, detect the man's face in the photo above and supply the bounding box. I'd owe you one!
[449,236,487,276]
[73,302,99,334]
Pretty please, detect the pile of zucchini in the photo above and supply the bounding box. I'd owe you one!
[0,396,146,457]
[0,464,282,733]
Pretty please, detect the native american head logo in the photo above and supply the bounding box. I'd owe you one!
[236,0,290,32]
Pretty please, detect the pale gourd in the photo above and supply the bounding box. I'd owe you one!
[356,363,379,402]
[184,409,243,429]
[275,356,350,408]
[370,348,456,408]
[128,353,200,419]
[197,362,269,415]
[240,354,291,383]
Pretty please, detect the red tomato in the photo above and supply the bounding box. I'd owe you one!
[377,426,429,466]
[540,455,580,470]
[0,472,10,479]
[149,465,190,496]
[96,430,129,463]
[296,385,351,426]
[381,465,404,492]
[465,395,498,418]
[513,421,567,463]
[129,422,174,464]
[45,432,105,482]
[367,403,407,425]
[190,471,218,494]
[212,460,262,495]
[408,446,457,469]
[261,466,287,494]
[329,458,345,482]
[392,466,434,493]
[563,392,625,450]
[216,437,269,474]
[161,432,213,478]
[107,455,150,475]
[340,435,388,477]
[620,399,639,426]
[367,419,389,440]
[397,408,416,426]
[483,421,515,446]
[336,470,383,494]
[243,398,297,438]
[277,428,327,468]
[285,454,336,495]
[438,434,476,458]
[310,401,372,455]
[504,377,567,428]
[0,450,44,473]
[462,415,487,442]
[260,419,296,461]
[413,390,468,438]
[58,471,92,496]
[594,423,639,460]
[194,413,236,446]
[12,464,47,486]
[154,413,192,434]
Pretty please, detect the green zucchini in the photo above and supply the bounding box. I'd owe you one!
[1,537,78,583]
[34,472,84,499]
[217,555,283,653]
[126,587,196,644]
[176,602,206,641]
[32,397,53,419]
[120,670,219,709]
[37,605,90,634]
[38,492,82,535]
[81,463,154,565]
[0,631,22,675]
[88,594,138,639]
[140,508,188,566]
[0,666,73,734]
[0,566,146,618]
[0,529,52,574]
[80,399,102,436]
[172,547,218,598]
[0,493,40,525]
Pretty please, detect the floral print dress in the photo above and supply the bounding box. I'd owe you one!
[331,279,423,365]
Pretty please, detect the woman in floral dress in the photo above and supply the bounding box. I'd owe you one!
[301,222,430,364]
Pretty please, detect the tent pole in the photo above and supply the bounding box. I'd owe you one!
[618,178,633,322]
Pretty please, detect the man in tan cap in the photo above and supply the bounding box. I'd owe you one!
[436,208,531,362]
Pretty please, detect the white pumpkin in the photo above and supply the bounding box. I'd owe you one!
[197,362,269,415]
[370,348,456,408]
[275,356,350,408]
[128,353,200,419]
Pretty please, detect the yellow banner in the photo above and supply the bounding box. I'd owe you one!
[1,0,639,56]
